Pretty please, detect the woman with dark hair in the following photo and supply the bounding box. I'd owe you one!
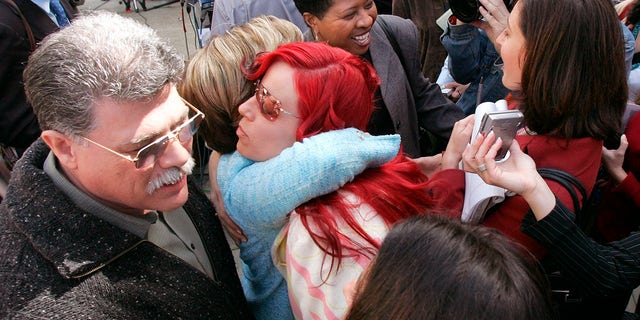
[220,41,468,319]
[345,215,554,320]
[293,0,465,157]
[458,0,629,317]
[464,131,640,319]
[459,0,628,259]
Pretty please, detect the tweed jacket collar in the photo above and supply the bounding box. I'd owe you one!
[5,139,143,279]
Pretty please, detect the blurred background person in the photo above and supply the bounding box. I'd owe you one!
[0,0,77,169]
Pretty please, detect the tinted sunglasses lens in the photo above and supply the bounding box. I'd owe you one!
[261,98,279,120]
[256,85,278,120]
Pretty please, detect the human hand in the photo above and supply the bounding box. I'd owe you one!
[462,131,556,220]
[471,0,510,49]
[442,115,475,169]
[209,152,247,243]
[411,153,443,178]
[462,131,537,195]
[602,134,629,185]
[444,82,470,102]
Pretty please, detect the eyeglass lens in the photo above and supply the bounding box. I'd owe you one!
[255,83,281,121]
[134,114,202,168]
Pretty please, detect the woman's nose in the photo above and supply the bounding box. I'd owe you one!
[238,98,256,121]
[357,11,374,28]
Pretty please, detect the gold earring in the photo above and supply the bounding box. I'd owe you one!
[313,29,320,41]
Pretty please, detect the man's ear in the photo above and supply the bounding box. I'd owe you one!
[40,130,79,170]
[302,12,317,29]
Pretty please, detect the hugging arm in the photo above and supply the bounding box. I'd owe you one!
[602,134,640,208]
[208,151,248,243]
[217,128,401,231]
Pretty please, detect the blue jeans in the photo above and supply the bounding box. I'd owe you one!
[441,23,509,115]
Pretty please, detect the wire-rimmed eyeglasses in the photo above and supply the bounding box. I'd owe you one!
[82,98,204,169]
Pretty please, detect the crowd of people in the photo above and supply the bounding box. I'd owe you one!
[1,0,640,319]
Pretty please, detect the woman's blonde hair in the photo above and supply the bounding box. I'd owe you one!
[180,15,302,153]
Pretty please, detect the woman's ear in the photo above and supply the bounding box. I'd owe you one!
[303,13,322,41]
[302,12,317,29]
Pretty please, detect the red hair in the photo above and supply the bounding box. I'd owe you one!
[246,42,439,272]
[245,42,379,137]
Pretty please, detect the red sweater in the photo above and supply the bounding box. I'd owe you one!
[481,134,602,258]
[436,135,602,258]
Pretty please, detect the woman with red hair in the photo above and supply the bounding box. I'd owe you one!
[219,41,468,319]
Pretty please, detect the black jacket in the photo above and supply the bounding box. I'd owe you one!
[0,0,75,150]
[0,140,253,319]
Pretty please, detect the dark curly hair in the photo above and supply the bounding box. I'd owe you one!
[293,0,334,19]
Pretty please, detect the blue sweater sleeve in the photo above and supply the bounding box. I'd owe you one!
[217,128,401,232]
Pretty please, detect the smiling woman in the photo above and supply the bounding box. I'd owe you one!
[294,0,465,157]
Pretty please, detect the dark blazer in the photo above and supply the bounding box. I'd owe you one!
[304,15,464,157]
[0,0,75,150]
[0,140,253,319]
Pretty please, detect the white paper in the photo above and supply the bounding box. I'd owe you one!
[461,100,509,223]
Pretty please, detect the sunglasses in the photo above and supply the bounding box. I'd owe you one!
[82,98,204,169]
[254,79,298,121]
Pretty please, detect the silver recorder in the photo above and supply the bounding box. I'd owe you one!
[477,110,524,161]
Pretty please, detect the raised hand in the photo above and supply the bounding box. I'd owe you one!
[471,0,510,49]
[462,131,556,220]
[602,134,629,185]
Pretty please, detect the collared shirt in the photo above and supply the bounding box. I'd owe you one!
[30,0,61,27]
[44,152,214,279]
[147,209,214,279]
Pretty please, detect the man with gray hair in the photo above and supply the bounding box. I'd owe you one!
[0,11,252,319]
